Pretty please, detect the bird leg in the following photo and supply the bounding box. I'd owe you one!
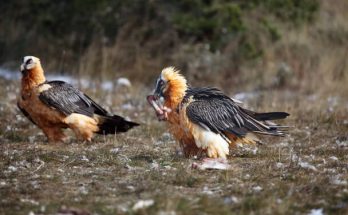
[41,126,67,143]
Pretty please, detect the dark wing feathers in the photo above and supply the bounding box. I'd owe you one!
[17,102,37,125]
[185,87,288,137]
[38,81,108,117]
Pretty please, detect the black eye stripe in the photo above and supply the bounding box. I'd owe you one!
[25,58,33,64]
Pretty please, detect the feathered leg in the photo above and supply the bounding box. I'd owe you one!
[41,126,66,143]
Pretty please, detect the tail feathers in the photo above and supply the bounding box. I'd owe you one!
[242,108,289,121]
[238,109,289,137]
[253,112,289,121]
[96,115,139,134]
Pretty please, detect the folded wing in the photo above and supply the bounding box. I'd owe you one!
[38,81,108,117]
[185,87,289,138]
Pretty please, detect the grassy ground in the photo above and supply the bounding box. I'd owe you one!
[0,76,347,215]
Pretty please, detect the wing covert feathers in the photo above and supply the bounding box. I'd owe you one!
[38,81,107,117]
[184,87,289,138]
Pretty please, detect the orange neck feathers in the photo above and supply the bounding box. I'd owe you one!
[21,63,46,91]
[162,67,188,108]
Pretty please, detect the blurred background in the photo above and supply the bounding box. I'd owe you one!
[0,0,347,93]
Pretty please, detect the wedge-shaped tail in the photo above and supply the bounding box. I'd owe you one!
[96,115,139,134]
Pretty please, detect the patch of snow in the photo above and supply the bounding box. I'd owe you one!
[28,136,36,144]
[329,156,338,161]
[276,162,285,169]
[78,184,88,195]
[164,165,175,170]
[30,181,40,189]
[299,159,317,171]
[291,154,299,162]
[150,161,159,169]
[331,176,347,185]
[244,174,251,180]
[20,198,39,205]
[110,148,120,154]
[154,141,165,146]
[278,141,289,147]
[127,185,135,191]
[308,208,324,215]
[121,103,134,110]
[81,155,89,162]
[252,186,263,192]
[116,77,132,88]
[8,165,17,172]
[132,199,154,211]
[0,68,20,80]
[0,67,121,93]
[101,81,113,91]
[202,186,214,195]
[224,196,239,204]
[157,211,176,215]
[192,159,231,170]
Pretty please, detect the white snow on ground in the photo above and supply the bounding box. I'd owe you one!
[0,68,20,80]
[308,208,324,215]
[298,159,317,171]
[116,77,132,88]
[331,175,348,185]
[0,67,128,92]
[252,186,263,192]
[132,199,154,211]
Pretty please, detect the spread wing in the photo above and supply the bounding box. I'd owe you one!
[38,81,109,117]
[185,87,288,137]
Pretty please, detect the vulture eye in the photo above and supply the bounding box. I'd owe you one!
[25,58,33,64]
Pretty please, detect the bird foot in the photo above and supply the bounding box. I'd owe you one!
[192,158,231,170]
